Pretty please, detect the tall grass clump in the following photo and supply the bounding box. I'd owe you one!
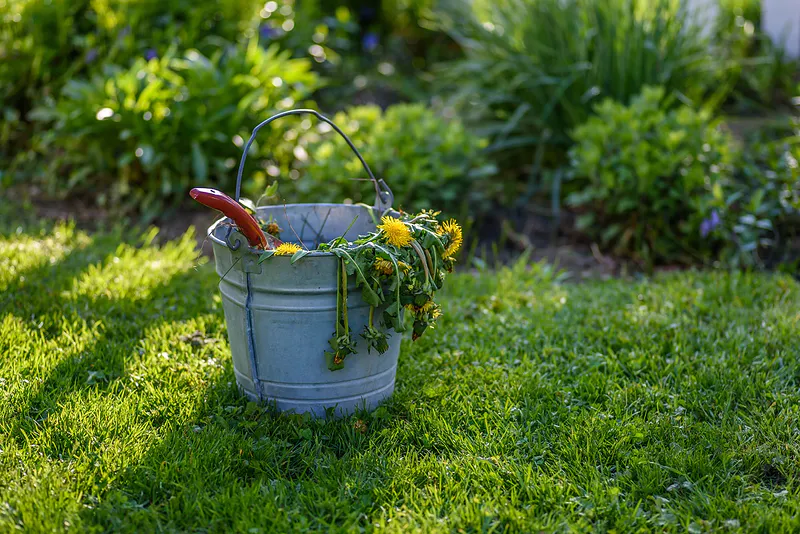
[438,0,726,167]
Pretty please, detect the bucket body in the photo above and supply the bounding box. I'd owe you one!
[210,203,401,417]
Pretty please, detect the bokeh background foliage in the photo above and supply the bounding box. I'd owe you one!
[1,0,799,268]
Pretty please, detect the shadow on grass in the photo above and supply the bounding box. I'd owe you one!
[3,228,212,456]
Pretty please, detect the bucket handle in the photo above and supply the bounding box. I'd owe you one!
[235,108,394,211]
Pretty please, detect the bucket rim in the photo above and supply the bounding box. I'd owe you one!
[208,202,395,258]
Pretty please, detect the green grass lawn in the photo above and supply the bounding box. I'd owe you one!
[2,222,800,532]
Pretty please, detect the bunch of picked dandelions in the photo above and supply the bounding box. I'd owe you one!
[262,209,462,370]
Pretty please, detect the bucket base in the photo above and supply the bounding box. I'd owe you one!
[237,374,396,418]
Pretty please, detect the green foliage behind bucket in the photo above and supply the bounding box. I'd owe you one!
[566,86,734,266]
[280,103,498,215]
[27,41,318,216]
[437,0,729,167]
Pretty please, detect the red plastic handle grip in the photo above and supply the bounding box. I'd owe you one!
[190,187,268,249]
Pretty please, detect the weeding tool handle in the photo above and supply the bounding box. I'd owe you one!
[234,109,394,211]
[190,187,268,249]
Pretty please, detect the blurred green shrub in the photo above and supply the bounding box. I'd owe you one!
[716,0,761,56]
[256,0,457,109]
[0,0,263,111]
[437,0,728,170]
[716,0,798,112]
[1,0,90,168]
[715,122,800,268]
[29,41,318,216]
[254,1,358,66]
[569,94,800,268]
[279,103,497,214]
[1,0,87,114]
[0,0,265,181]
[567,86,734,266]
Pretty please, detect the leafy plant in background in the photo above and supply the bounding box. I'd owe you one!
[352,0,461,103]
[277,103,497,215]
[716,0,798,112]
[1,0,89,116]
[251,0,357,70]
[0,0,264,117]
[0,0,266,184]
[0,0,92,172]
[735,38,797,111]
[567,86,734,266]
[437,0,728,173]
[29,41,318,217]
[716,0,761,61]
[1,0,468,215]
[256,0,457,110]
[714,121,800,268]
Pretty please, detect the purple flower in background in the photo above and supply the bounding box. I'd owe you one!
[362,32,379,52]
[144,48,158,61]
[85,48,98,63]
[259,24,277,41]
[700,209,721,237]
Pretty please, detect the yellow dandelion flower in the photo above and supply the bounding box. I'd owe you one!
[397,261,411,273]
[377,216,413,247]
[374,257,394,275]
[404,301,438,316]
[431,308,442,319]
[439,219,463,259]
[419,300,436,313]
[273,243,302,256]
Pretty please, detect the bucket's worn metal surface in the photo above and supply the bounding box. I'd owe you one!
[210,204,401,417]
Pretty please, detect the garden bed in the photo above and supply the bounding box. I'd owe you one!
[2,223,799,531]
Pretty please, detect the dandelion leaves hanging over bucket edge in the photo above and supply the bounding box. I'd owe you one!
[251,209,462,370]
[317,210,462,369]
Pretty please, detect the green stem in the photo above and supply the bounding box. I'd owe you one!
[369,306,375,329]
[341,258,349,334]
[336,259,342,338]
[410,239,431,284]
[372,242,405,332]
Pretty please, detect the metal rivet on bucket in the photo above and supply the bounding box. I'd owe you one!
[207,109,400,417]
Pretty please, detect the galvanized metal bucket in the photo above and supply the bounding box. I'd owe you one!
[208,109,400,417]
